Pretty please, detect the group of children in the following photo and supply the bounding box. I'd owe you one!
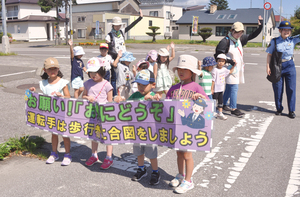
[29,40,236,194]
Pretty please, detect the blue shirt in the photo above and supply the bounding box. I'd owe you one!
[71,57,85,81]
[266,35,300,60]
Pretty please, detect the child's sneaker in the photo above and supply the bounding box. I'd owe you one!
[61,153,72,166]
[169,173,184,187]
[85,156,99,166]
[174,179,194,194]
[100,158,113,170]
[217,113,228,120]
[131,167,147,181]
[46,151,59,164]
[149,171,161,185]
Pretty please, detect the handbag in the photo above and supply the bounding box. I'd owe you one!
[267,38,282,83]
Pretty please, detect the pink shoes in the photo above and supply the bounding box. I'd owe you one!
[100,158,113,170]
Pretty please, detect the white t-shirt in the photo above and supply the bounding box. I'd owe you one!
[114,62,134,89]
[211,67,230,93]
[39,78,69,96]
[97,54,113,71]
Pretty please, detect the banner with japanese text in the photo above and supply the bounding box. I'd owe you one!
[25,91,214,152]
[192,16,199,34]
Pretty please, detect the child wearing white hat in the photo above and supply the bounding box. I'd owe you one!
[68,39,87,98]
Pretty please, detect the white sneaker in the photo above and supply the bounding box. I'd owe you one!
[174,179,195,194]
[217,113,228,120]
[169,173,184,187]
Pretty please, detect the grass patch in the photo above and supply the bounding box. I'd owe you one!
[0,135,46,160]
[0,52,17,56]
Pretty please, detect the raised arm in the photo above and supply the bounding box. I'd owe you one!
[68,39,74,59]
[112,51,122,68]
[241,15,263,46]
[169,42,175,62]
[124,9,143,33]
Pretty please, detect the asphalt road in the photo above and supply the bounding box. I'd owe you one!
[0,41,300,197]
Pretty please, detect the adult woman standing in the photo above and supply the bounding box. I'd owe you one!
[215,16,263,117]
[266,21,300,119]
[106,10,143,96]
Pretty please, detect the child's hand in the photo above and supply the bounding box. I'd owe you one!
[117,51,122,58]
[29,87,36,92]
[68,39,73,46]
[198,60,202,70]
[170,42,175,49]
[114,95,123,103]
[86,96,95,102]
[144,94,154,101]
[55,92,63,97]
[153,93,162,101]
[177,109,185,117]
[132,65,137,72]
[192,93,206,100]
[139,9,143,17]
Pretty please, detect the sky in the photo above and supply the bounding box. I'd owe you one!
[173,0,299,19]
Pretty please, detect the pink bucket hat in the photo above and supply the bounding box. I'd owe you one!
[146,50,158,61]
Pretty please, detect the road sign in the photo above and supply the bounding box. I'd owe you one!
[264,2,271,10]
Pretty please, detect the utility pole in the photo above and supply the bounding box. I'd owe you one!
[70,0,73,41]
[279,0,282,23]
[262,0,266,48]
[1,0,10,53]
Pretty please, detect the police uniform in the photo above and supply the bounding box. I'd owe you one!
[266,21,300,118]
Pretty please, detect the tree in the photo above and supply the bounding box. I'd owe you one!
[291,6,300,36]
[38,0,64,44]
[209,0,229,10]
[198,27,212,42]
[146,26,161,42]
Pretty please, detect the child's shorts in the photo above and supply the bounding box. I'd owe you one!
[133,144,158,159]
[71,76,84,89]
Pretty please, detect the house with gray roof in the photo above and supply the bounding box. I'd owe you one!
[176,5,275,43]
[0,0,65,42]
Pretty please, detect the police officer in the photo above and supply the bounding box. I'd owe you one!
[266,21,300,119]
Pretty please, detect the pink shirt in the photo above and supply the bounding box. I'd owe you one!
[84,79,113,103]
[166,82,208,100]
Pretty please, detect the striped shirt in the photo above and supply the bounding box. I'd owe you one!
[197,70,212,95]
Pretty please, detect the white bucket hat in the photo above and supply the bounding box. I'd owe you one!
[86,57,105,72]
[73,46,85,56]
[172,55,201,75]
[112,17,124,26]
[158,48,169,56]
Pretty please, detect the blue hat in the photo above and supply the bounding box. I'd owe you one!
[194,98,207,107]
[119,51,136,62]
[202,56,217,67]
[132,69,155,85]
[278,21,293,29]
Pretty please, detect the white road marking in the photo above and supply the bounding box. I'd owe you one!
[205,52,213,53]
[285,132,300,197]
[251,54,260,55]
[245,63,258,65]
[0,70,35,78]
[193,113,274,192]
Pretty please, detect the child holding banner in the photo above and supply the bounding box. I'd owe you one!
[82,57,114,169]
[154,42,175,95]
[126,69,161,185]
[29,57,72,166]
[68,39,87,98]
[164,55,208,194]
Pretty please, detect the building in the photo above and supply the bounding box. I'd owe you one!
[176,5,275,43]
[0,0,65,42]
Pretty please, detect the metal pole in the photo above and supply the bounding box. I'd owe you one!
[70,0,73,41]
[279,0,282,23]
[262,0,266,48]
[2,0,7,36]
[264,9,268,50]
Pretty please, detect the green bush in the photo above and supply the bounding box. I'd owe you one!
[0,32,12,43]
[198,27,213,42]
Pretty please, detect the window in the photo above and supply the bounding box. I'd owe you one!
[246,27,257,34]
[217,14,226,19]
[78,16,86,22]
[172,26,178,30]
[228,14,236,19]
[166,11,171,19]
[166,26,170,32]
[216,26,231,36]
[149,20,152,26]
[149,11,158,17]
[77,29,86,38]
